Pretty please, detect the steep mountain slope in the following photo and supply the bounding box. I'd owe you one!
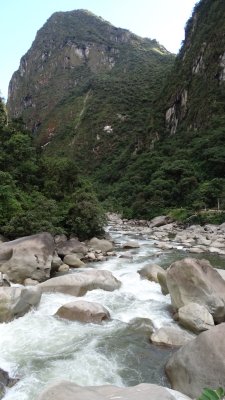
[7,9,174,169]
[7,2,225,223]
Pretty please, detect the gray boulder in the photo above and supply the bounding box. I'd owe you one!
[0,233,54,283]
[138,263,165,283]
[158,271,169,295]
[166,258,225,322]
[151,326,195,347]
[128,317,155,335]
[55,300,110,323]
[149,216,172,228]
[37,380,192,400]
[166,323,225,398]
[63,254,85,268]
[122,241,140,249]
[178,302,214,333]
[39,269,121,296]
[0,286,41,322]
[88,237,113,253]
[56,238,88,257]
[0,273,10,287]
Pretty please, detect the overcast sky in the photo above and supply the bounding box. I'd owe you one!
[0,0,198,99]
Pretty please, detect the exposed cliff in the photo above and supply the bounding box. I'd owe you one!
[163,0,225,134]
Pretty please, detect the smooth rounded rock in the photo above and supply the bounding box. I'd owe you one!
[39,269,121,296]
[166,258,225,322]
[37,380,192,400]
[0,232,54,283]
[55,300,110,323]
[151,325,195,347]
[178,302,214,333]
[138,264,165,283]
[166,323,225,398]
[63,254,85,268]
[88,238,113,253]
[0,286,41,322]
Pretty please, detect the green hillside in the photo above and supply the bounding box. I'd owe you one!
[6,2,225,225]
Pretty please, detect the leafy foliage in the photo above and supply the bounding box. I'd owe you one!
[0,98,105,239]
[198,387,225,400]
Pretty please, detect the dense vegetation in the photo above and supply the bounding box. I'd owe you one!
[6,1,225,228]
[0,98,105,239]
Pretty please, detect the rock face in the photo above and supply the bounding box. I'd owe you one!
[0,233,55,283]
[39,269,121,296]
[37,380,192,400]
[0,286,41,322]
[178,302,214,333]
[166,323,225,398]
[55,300,110,323]
[151,326,195,347]
[166,258,225,322]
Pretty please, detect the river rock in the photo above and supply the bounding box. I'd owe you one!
[166,258,225,322]
[51,254,63,272]
[0,368,17,400]
[0,273,10,287]
[56,238,88,257]
[39,270,121,296]
[150,326,195,347]
[149,216,172,228]
[138,264,165,283]
[0,233,54,283]
[55,300,110,323]
[0,286,41,322]
[128,317,155,335]
[88,237,113,253]
[166,323,225,398]
[37,380,192,400]
[63,254,85,268]
[158,271,169,295]
[24,278,39,286]
[58,264,70,272]
[178,302,214,333]
[122,241,140,249]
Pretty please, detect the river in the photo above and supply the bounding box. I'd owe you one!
[0,223,187,399]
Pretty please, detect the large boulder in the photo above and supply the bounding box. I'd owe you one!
[166,258,225,322]
[56,238,88,257]
[88,237,113,253]
[55,300,110,323]
[166,323,225,398]
[178,302,214,333]
[138,264,165,283]
[37,380,192,400]
[39,269,121,296]
[0,233,55,283]
[122,241,140,249]
[149,216,172,228]
[0,286,41,322]
[150,326,195,347]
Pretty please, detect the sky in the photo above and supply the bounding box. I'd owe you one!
[0,0,198,99]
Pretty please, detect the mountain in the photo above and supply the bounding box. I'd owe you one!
[7,9,174,167]
[6,2,225,224]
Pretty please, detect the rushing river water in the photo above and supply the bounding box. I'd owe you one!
[0,225,190,399]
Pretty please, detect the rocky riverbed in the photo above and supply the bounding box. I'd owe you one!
[1,214,225,399]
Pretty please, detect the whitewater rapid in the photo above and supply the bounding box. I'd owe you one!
[0,226,176,400]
